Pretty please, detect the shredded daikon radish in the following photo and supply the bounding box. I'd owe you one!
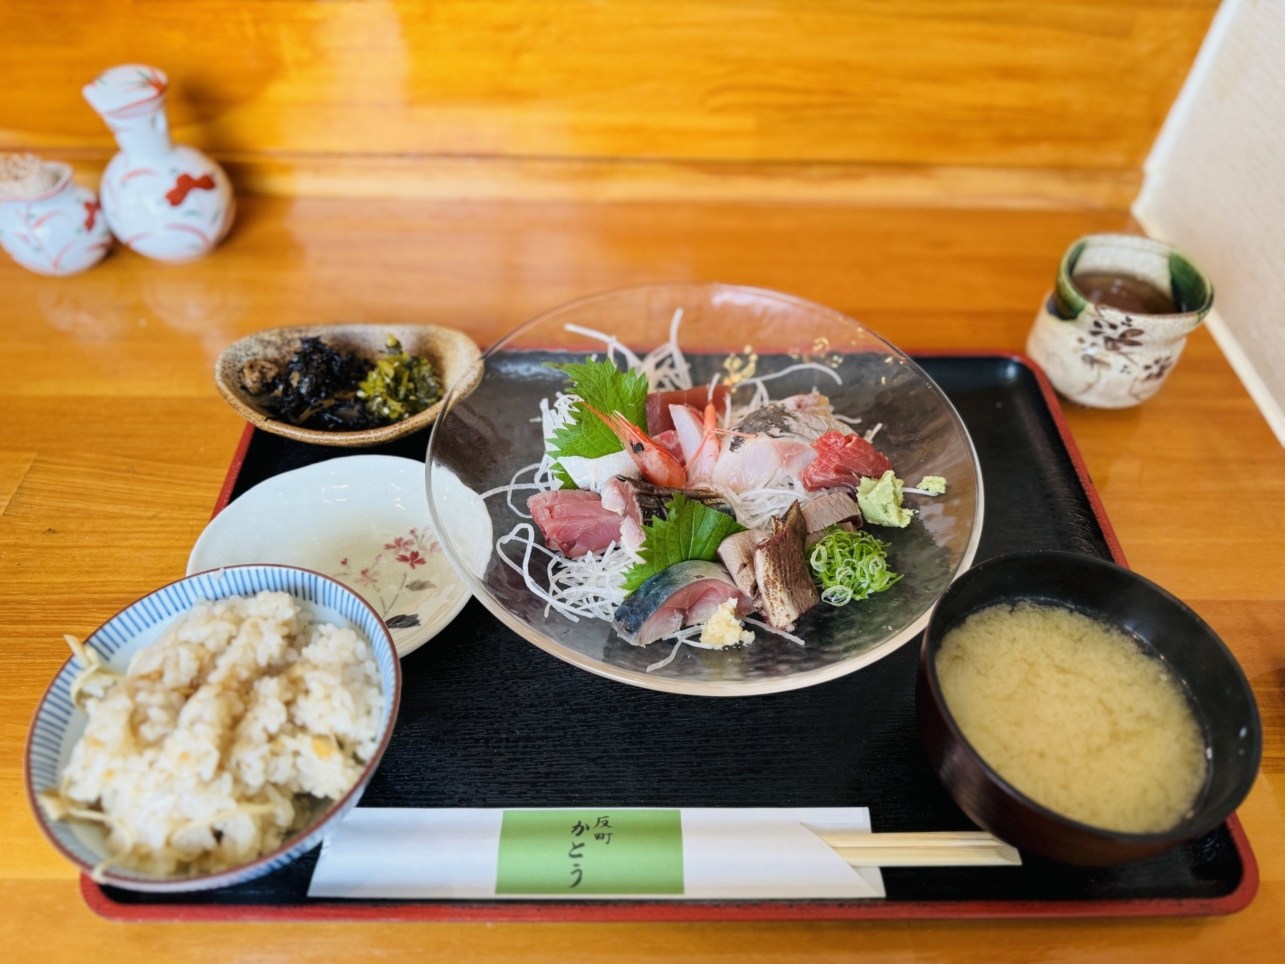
[863,422,883,443]
[482,318,908,654]
[743,617,807,647]
[646,628,709,672]
[742,362,842,389]
[562,309,693,392]
[562,323,645,373]
[641,308,693,392]
[705,371,722,403]
[541,392,579,441]
[714,475,831,531]
[495,524,634,622]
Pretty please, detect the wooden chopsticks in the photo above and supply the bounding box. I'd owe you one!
[809,829,1022,867]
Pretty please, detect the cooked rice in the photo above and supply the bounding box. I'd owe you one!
[41,590,384,877]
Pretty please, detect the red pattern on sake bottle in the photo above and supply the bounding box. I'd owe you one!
[165,173,216,207]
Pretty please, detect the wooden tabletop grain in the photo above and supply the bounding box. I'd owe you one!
[1,196,1281,961]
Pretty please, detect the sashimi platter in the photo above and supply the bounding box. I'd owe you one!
[427,283,983,695]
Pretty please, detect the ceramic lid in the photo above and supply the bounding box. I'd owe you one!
[0,155,69,202]
[82,64,169,119]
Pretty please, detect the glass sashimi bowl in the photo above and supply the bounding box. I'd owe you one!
[426,283,982,696]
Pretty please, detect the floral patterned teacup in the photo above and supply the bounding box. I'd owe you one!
[1026,234,1213,408]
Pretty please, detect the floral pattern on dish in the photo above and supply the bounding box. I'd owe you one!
[187,455,485,659]
[330,527,464,639]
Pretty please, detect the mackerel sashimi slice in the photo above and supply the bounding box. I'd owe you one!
[612,560,752,646]
[527,490,623,559]
[799,431,893,491]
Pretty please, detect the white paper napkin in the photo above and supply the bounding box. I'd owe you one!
[308,807,884,900]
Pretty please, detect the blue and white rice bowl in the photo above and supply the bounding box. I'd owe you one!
[24,565,401,893]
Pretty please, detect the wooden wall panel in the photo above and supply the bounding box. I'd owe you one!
[0,0,1216,176]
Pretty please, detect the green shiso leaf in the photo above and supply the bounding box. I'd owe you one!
[546,358,650,470]
[808,527,902,606]
[550,462,579,490]
[622,493,746,593]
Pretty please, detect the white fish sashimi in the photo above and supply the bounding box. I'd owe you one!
[556,451,640,492]
[669,403,705,462]
[670,402,720,485]
[710,436,816,493]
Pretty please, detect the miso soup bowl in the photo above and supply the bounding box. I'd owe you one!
[916,550,1261,867]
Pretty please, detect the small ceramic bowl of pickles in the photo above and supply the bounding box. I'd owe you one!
[215,324,483,447]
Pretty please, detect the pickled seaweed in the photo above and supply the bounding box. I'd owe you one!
[241,336,442,431]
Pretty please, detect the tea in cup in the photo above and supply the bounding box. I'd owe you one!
[1026,234,1213,408]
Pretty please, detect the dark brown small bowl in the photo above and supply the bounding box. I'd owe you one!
[917,550,1261,866]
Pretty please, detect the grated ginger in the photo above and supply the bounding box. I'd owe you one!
[699,599,755,648]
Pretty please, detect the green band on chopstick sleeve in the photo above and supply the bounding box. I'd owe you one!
[495,810,684,895]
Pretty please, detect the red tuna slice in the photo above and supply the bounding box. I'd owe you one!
[645,385,731,435]
[527,489,623,558]
[653,429,684,462]
[799,430,893,492]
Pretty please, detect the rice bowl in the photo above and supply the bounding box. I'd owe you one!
[25,565,401,893]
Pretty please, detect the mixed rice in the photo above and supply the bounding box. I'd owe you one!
[40,590,384,877]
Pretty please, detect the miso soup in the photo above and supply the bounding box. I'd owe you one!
[935,601,1207,834]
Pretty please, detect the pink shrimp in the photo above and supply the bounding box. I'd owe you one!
[578,402,687,488]
[671,401,756,486]
[686,403,723,484]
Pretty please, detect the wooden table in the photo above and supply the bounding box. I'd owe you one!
[2,196,1281,961]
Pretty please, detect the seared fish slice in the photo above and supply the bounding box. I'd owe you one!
[753,502,820,628]
[801,492,863,532]
[717,528,769,597]
[728,393,850,447]
[600,476,734,526]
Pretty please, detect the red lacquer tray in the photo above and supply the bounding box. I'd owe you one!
[83,354,1257,922]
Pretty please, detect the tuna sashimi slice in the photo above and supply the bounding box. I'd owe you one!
[799,431,892,492]
[646,385,731,435]
[527,490,622,558]
[653,429,684,462]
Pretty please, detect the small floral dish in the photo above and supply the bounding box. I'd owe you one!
[188,456,489,657]
[25,564,401,893]
[214,324,483,447]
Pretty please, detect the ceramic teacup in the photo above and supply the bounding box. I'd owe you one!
[1026,234,1213,408]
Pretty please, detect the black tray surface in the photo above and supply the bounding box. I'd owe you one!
[99,355,1244,910]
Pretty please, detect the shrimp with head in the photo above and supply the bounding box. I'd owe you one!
[578,402,687,488]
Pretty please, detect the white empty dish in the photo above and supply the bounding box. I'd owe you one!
[189,455,489,657]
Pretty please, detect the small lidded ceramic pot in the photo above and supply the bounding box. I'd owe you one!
[0,153,112,276]
[83,64,235,263]
[1026,234,1213,408]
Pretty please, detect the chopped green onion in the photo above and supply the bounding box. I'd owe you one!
[808,527,901,606]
